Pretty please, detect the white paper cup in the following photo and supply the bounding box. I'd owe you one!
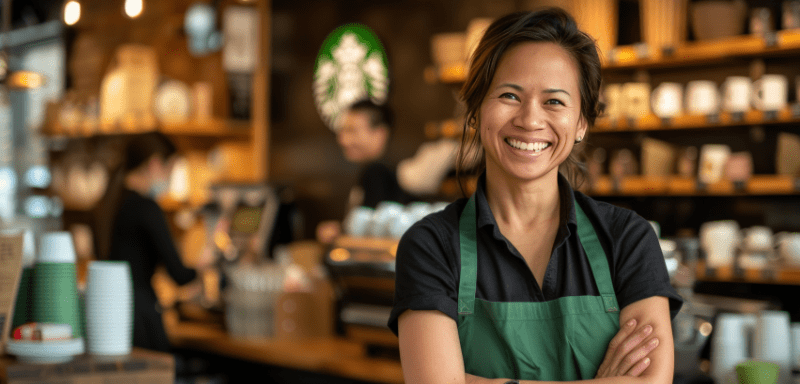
[38,231,77,263]
[711,313,756,383]
[85,261,133,356]
[754,310,793,381]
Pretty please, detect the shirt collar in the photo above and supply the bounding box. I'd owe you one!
[473,172,578,242]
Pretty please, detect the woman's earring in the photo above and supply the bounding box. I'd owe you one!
[574,136,583,144]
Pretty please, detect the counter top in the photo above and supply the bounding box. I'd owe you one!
[166,320,404,384]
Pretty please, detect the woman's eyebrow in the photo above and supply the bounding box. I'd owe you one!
[495,83,523,91]
[544,88,571,97]
[495,84,571,97]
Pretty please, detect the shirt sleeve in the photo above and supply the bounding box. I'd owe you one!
[360,163,406,208]
[141,199,197,286]
[611,210,683,319]
[388,216,460,335]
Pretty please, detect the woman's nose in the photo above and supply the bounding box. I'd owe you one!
[514,102,546,130]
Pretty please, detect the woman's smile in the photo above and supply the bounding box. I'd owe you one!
[504,137,552,154]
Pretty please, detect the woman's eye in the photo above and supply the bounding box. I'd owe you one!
[499,93,519,101]
[545,99,564,106]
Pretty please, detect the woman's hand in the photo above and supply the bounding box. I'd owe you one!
[595,319,660,378]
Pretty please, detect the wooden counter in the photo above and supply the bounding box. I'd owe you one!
[166,320,404,384]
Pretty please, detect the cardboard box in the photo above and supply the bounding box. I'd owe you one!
[0,348,174,384]
[0,234,24,355]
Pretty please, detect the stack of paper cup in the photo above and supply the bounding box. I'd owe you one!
[32,232,83,339]
[84,261,133,356]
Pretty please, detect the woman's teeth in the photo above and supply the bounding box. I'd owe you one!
[506,138,550,152]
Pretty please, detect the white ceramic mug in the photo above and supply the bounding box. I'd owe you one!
[722,76,752,113]
[651,82,683,118]
[370,201,404,237]
[699,144,731,184]
[741,226,773,252]
[700,220,740,268]
[752,74,788,112]
[344,206,374,237]
[686,80,721,115]
[388,211,415,239]
[621,82,651,119]
[775,232,800,266]
[603,84,623,120]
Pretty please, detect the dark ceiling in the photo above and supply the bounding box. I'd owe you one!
[7,0,62,29]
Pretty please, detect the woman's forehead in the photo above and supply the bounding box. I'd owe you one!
[491,42,580,91]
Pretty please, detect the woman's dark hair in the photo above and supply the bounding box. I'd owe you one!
[123,131,178,172]
[456,8,602,193]
[348,99,394,133]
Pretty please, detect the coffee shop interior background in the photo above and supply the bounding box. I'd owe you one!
[2,0,800,383]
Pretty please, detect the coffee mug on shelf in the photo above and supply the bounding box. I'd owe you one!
[699,144,731,184]
[700,219,740,268]
[724,151,754,184]
[686,80,721,116]
[603,84,623,120]
[750,8,775,35]
[785,1,800,29]
[621,82,651,120]
[722,76,752,114]
[775,232,800,266]
[752,74,788,112]
[741,226,774,253]
[651,82,683,118]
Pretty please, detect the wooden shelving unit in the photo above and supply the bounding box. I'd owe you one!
[584,175,798,197]
[424,29,800,83]
[606,29,800,70]
[695,260,800,286]
[594,108,800,132]
[42,118,253,140]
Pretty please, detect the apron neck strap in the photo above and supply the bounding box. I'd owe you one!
[457,194,620,315]
[574,201,619,313]
[458,195,479,315]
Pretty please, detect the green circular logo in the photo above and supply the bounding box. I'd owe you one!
[314,24,389,131]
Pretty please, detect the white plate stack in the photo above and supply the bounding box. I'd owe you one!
[84,261,133,356]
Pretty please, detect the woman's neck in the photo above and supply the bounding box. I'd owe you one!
[484,168,561,230]
[124,170,150,196]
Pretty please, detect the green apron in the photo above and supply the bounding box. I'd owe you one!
[458,195,621,381]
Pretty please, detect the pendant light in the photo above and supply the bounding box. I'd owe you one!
[0,0,47,91]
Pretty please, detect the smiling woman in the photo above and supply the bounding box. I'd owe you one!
[390,8,682,384]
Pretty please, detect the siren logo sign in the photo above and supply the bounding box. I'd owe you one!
[314,24,389,131]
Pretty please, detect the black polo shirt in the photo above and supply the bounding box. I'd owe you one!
[388,173,683,335]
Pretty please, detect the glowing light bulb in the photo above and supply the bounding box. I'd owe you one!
[64,1,81,26]
[124,0,143,18]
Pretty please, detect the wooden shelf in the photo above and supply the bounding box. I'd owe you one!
[425,30,800,83]
[594,107,800,132]
[42,119,252,140]
[605,29,800,70]
[585,175,798,197]
[695,260,800,286]
[424,118,468,139]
